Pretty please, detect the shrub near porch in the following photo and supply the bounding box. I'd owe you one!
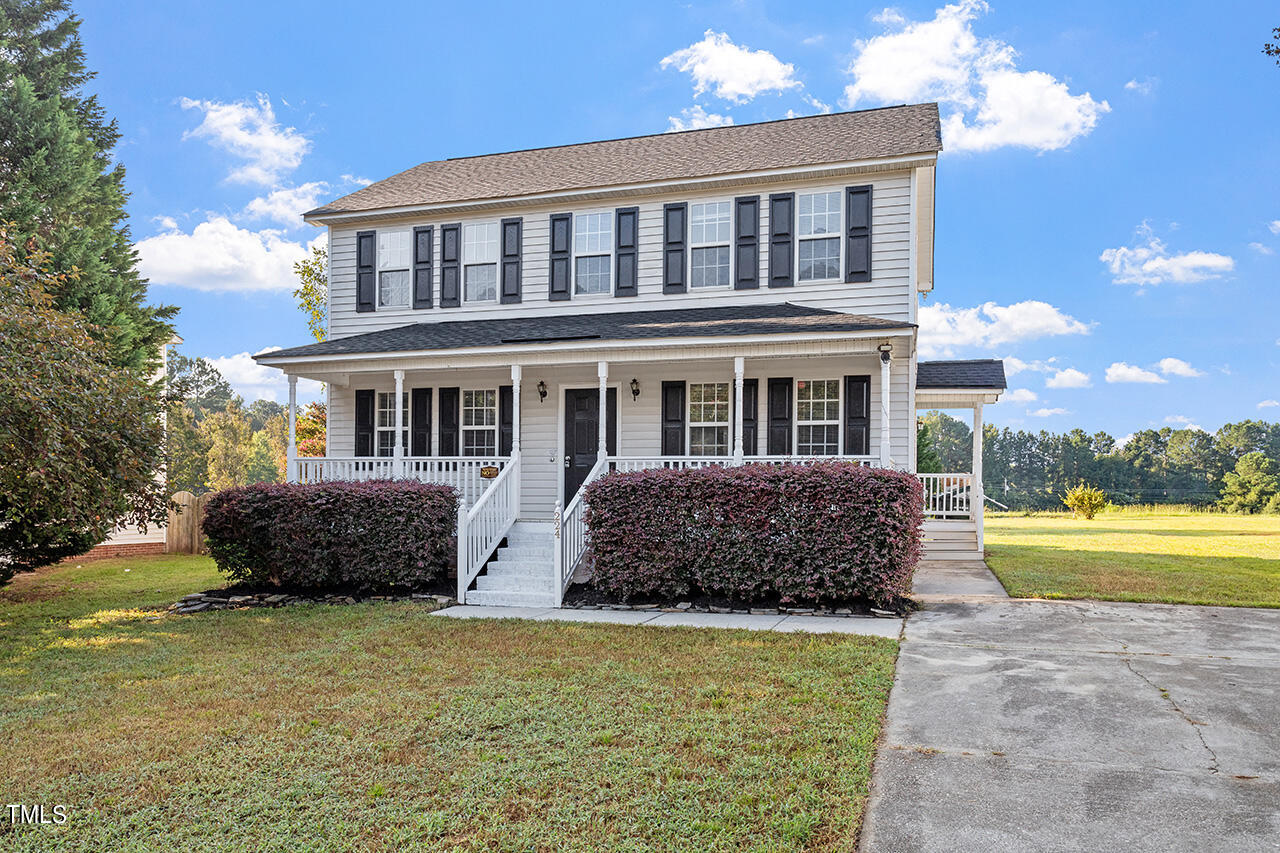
[584,462,923,606]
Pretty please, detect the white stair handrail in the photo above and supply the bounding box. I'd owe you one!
[456,452,519,604]
[555,455,609,605]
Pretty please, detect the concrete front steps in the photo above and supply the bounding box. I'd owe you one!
[921,519,981,561]
[464,521,558,607]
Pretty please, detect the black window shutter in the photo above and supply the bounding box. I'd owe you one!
[845,185,873,283]
[438,387,460,456]
[662,203,687,294]
[661,381,686,455]
[499,385,514,455]
[768,193,794,288]
[741,377,759,456]
[354,389,375,456]
[411,388,433,456]
[500,217,522,304]
[766,378,792,454]
[844,375,871,455]
[439,224,461,308]
[412,226,433,309]
[615,206,639,297]
[356,230,376,312]
[549,213,572,301]
[734,196,760,290]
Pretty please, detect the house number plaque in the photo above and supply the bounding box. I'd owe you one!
[479,466,500,479]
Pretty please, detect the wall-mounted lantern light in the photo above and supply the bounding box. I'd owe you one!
[537,380,548,402]
[630,378,641,401]
[878,343,893,364]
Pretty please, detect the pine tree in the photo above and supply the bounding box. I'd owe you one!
[0,0,175,370]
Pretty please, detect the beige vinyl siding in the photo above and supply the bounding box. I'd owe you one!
[327,353,910,520]
[327,171,917,339]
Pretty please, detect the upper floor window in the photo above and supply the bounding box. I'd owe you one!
[378,231,411,307]
[797,191,841,282]
[463,223,499,302]
[376,391,409,456]
[689,201,731,289]
[795,379,841,455]
[574,213,612,295]
[688,382,730,456]
[462,389,497,456]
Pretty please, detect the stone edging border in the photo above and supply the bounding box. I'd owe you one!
[168,592,456,614]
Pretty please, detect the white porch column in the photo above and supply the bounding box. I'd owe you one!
[597,360,609,458]
[393,369,405,476]
[732,356,745,464]
[879,347,892,468]
[973,403,985,554]
[286,375,298,483]
[511,364,522,518]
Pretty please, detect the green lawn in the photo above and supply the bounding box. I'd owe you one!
[985,510,1280,608]
[0,555,896,852]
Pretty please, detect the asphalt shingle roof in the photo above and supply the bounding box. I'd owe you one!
[306,104,942,217]
[256,304,912,361]
[917,359,1007,390]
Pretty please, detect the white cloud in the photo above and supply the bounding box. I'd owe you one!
[1269,221,1280,235]
[661,30,801,104]
[1124,77,1157,95]
[1163,415,1203,432]
[1029,407,1069,417]
[666,105,735,132]
[803,94,832,114]
[1105,362,1167,384]
[1258,399,1280,410]
[1001,355,1058,376]
[180,94,310,186]
[1250,242,1275,255]
[918,300,1090,357]
[1157,357,1204,378]
[1100,223,1234,286]
[137,216,314,292]
[242,181,331,228]
[1046,368,1091,389]
[842,0,1109,152]
[1001,388,1037,403]
[207,349,323,403]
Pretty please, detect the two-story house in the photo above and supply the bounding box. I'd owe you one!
[256,103,1005,606]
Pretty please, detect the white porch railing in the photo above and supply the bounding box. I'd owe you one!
[294,456,507,507]
[918,472,973,518]
[457,453,520,604]
[553,457,609,606]
[610,454,878,472]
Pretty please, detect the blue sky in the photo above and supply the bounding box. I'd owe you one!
[77,0,1278,434]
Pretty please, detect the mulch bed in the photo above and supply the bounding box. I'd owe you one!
[560,584,904,617]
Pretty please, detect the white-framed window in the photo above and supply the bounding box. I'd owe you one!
[797,191,841,282]
[462,389,497,457]
[688,382,730,456]
[689,201,731,289]
[377,230,411,307]
[463,223,499,303]
[795,379,840,455]
[574,212,612,295]
[376,391,409,457]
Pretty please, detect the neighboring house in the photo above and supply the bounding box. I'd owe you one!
[89,334,183,559]
[256,104,1005,606]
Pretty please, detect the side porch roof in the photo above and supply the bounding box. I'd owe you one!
[916,359,1006,406]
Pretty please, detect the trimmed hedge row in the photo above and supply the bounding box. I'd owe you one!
[202,480,457,594]
[583,463,923,606]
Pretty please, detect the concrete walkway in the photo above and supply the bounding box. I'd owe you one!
[433,604,904,637]
[862,566,1280,851]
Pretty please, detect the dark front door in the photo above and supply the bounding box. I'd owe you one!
[564,388,617,502]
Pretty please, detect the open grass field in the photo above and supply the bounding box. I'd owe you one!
[985,509,1280,608]
[0,555,896,852]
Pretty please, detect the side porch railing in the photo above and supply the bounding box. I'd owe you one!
[918,472,974,519]
[456,453,520,604]
[294,456,508,507]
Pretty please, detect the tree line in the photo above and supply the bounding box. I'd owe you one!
[918,412,1280,513]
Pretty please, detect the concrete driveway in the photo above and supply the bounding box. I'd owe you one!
[862,574,1280,851]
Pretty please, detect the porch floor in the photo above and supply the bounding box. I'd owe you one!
[433,605,904,637]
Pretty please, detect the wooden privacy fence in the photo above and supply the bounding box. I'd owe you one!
[166,491,209,554]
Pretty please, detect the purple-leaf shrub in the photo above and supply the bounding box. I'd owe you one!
[202,480,457,594]
[583,463,922,606]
